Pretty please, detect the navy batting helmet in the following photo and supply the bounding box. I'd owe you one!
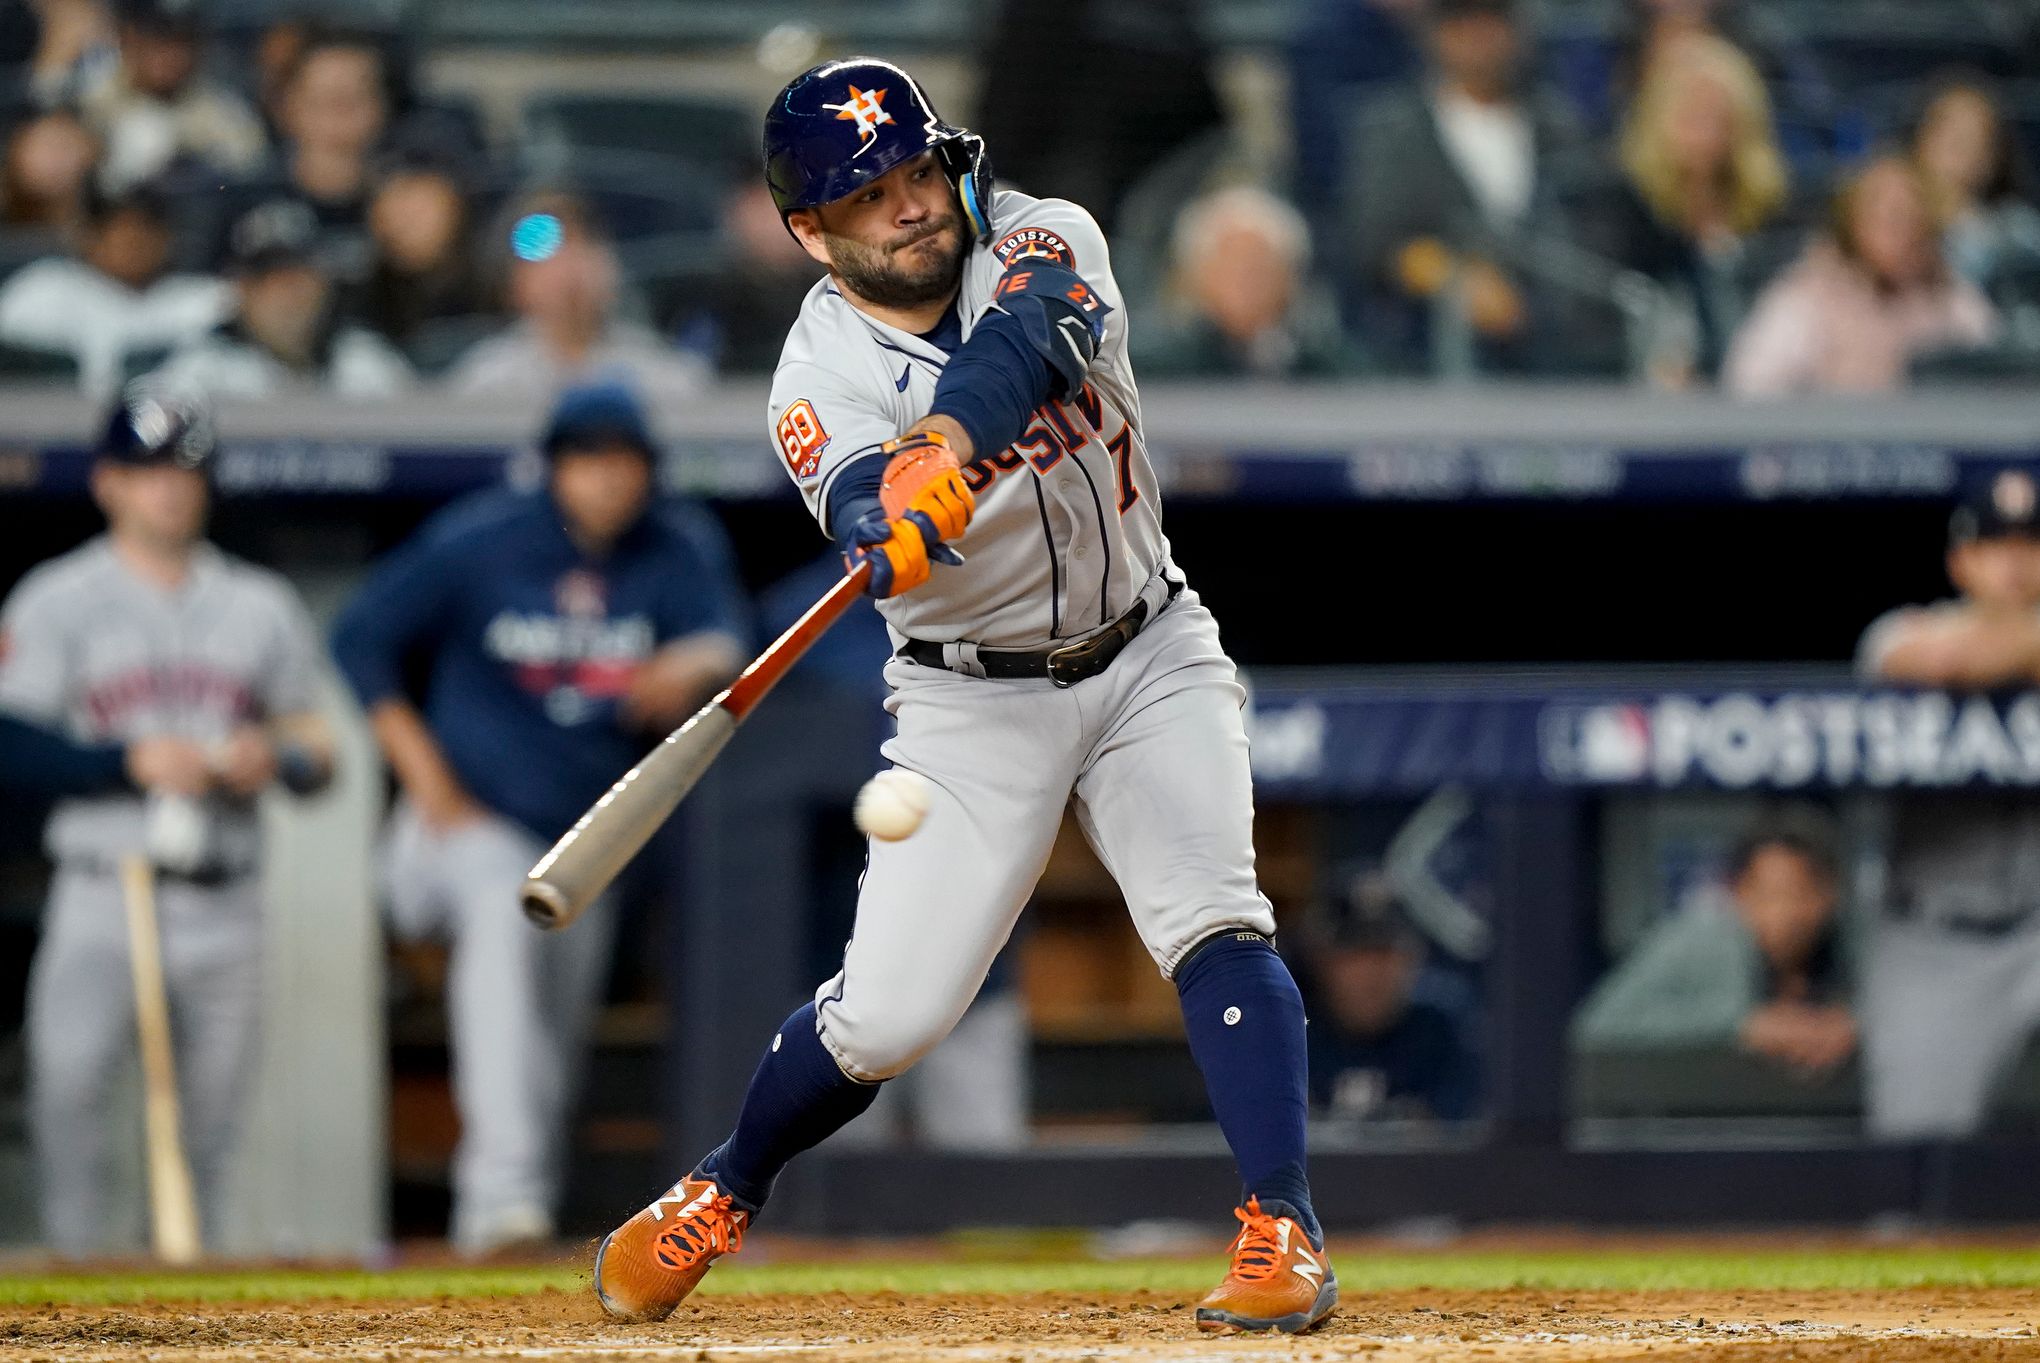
[763,57,994,243]
[97,384,215,472]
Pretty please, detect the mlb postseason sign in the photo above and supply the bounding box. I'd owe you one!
[1539,692,2040,790]
[1243,680,2040,796]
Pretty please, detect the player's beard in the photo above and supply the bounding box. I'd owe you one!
[826,211,969,310]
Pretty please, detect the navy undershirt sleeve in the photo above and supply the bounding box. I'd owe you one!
[929,262,1109,464]
[927,311,1060,466]
[0,713,130,797]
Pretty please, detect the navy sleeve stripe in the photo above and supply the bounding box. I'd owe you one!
[1031,477,1063,640]
[1068,453,1113,627]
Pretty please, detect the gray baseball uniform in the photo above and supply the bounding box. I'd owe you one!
[766,189,1275,1083]
[0,534,324,1252]
[1857,603,2040,1138]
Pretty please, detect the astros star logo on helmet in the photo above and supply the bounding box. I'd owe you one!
[822,85,893,157]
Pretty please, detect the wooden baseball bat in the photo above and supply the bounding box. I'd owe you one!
[521,562,872,930]
[119,854,203,1265]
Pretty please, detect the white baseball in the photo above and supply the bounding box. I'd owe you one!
[854,768,931,841]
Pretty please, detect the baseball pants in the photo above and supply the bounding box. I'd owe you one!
[1863,917,2040,1139]
[28,863,263,1255]
[815,589,1276,1082]
[381,802,615,1251]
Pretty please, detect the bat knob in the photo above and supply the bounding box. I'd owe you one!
[521,881,571,930]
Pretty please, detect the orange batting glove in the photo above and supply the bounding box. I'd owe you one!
[879,429,975,546]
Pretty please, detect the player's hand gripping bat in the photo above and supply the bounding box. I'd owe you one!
[521,562,872,930]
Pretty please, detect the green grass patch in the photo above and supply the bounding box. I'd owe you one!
[6,1246,2040,1309]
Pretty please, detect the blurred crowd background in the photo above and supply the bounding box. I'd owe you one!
[0,0,2038,392]
[2,0,2040,1260]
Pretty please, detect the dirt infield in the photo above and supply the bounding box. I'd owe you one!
[4,1285,2040,1363]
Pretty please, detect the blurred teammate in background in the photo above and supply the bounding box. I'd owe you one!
[1574,824,1855,1076]
[0,386,334,1255]
[331,381,746,1254]
[1857,472,2040,1139]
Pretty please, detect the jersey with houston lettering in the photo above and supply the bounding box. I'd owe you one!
[0,536,325,869]
[767,188,1171,651]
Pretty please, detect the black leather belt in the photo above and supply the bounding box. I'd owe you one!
[902,578,1182,687]
[76,859,247,887]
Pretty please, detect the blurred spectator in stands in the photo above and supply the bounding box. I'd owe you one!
[1575,826,1855,1077]
[332,382,747,1253]
[350,154,489,352]
[0,180,224,392]
[1723,157,1997,397]
[1342,0,1599,375]
[155,196,410,398]
[1293,871,1479,1122]
[1287,0,1425,235]
[672,181,819,376]
[1858,471,2040,1139]
[1558,0,1832,145]
[975,0,1223,235]
[1604,34,1790,386]
[449,193,705,400]
[215,29,388,286]
[1910,77,2040,303]
[80,0,264,194]
[17,0,113,107]
[1134,185,1351,378]
[2,105,98,231]
[249,15,307,142]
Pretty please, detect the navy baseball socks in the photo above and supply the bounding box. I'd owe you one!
[1174,930,1338,1334]
[694,1000,881,1209]
[594,1002,880,1321]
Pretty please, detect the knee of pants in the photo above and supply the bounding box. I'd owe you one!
[1154,907,1280,980]
[816,989,964,1083]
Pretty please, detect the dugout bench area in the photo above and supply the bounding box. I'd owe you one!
[7,386,2040,1248]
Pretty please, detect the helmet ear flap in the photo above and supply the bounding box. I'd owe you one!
[942,133,994,243]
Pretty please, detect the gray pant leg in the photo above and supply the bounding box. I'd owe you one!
[1070,600,1277,977]
[27,869,137,1255]
[435,814,552,1245]
[1864,921,2038,1140]
[815,663,1079,1082]
[159,878,264,1246]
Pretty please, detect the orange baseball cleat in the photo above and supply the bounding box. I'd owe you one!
[592,1176,749,1322]
[1194,1197,1338,1334]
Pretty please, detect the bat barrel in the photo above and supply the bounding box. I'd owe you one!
[520,702,739,930]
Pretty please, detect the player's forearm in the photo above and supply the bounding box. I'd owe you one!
[270,711,337,795]
[921,264,1109,463]
[905,414,974,465]
[1876,617,2040,687]
[366,699,470,807]
[623,634,746,731]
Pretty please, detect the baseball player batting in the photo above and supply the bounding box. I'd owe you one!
[594,58,1334,1335]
